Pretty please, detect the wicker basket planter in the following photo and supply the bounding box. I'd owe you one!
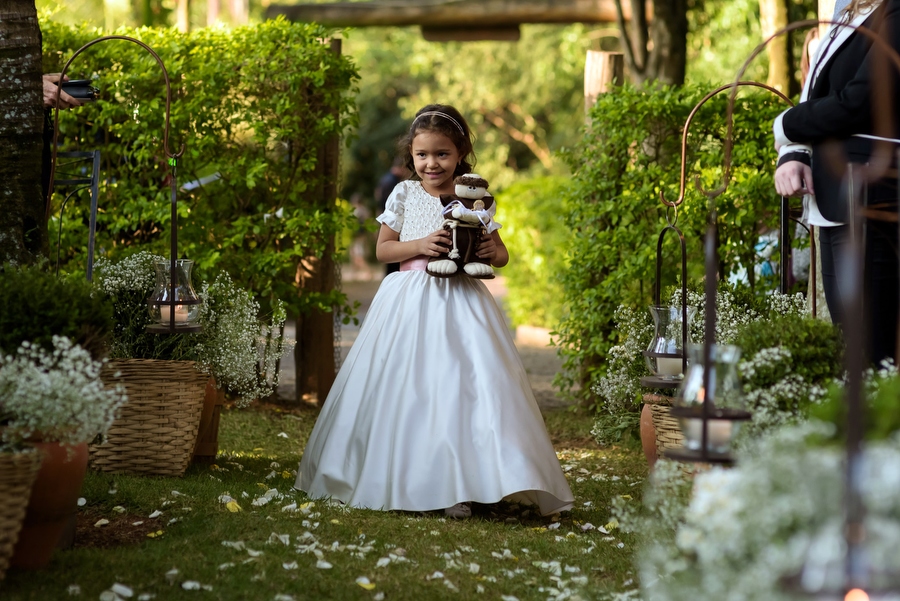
[94,359,208,477]
[643,394,684,456]
[0,449,42,580]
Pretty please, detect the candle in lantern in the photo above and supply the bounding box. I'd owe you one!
[683,418,734,452]
[160,303,190,323]
[656,357,685,378]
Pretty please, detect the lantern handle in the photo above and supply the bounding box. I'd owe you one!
[44,35,185,222]
[660,81,793,208]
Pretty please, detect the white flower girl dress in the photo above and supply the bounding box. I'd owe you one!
[295,180,574,515]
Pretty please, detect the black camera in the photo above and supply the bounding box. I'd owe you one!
[60,79,98,102]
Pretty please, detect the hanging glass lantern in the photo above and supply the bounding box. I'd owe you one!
[147,259,201,332]
[644,305,696,381]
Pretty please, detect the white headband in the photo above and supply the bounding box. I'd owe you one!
[412,111,466,137]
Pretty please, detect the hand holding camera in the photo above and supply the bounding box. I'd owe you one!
[43,74,98,109]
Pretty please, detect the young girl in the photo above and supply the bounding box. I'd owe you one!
[295,104,574,518]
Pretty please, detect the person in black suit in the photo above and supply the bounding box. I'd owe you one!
[774,0,900,364]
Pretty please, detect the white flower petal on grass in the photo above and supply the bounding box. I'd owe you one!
[547,522,560,531]
[376,557,391,568]
[218,563,235,571]
[164,569,179,584]
[281,503,298,513]
[282,561,298,570]
[170,490,184,497]
[77,498,86,507]
[94,519,109,527]
[218,494,234,503]
[265,471,277,481]
[222,541,246,551]
[246,548,263,557]
[355,577,376,591]
[132,521,143,526]
[67,584,81,596]
[267,533,291,546]
[110,584,133,597]
[426,571,444,580]
[181,581,201,590]
[112,506,125,514]
[148,510,162,519]
[443,579,459,592]
[580,523,595,532]
[501,596,520,601]
[137,595,154,601]
[468,563,480,574]
[273,595,296,601]
[99,591,120,601]
[374,593,385,601]
[316,560,333,569]
[277,432,289,438]
[476,584,485,594]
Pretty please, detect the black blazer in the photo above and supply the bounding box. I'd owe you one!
[781,0,900,222]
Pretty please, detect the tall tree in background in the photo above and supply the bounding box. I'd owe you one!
[0,0,47,265]
[759,0,791,92]
[614,0,689,84]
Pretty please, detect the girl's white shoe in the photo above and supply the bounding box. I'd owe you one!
[444,502,472,519]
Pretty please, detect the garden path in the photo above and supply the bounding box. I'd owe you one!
[277,266,569,411]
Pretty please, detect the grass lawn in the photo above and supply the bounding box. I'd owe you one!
[3,402,647,600]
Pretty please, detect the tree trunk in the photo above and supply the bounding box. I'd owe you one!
[615,0,688,85]
[294,38,341,405]
[759,0,791,93]
[0,0,47,265]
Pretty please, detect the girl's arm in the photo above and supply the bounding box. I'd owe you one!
[375,223,452,264]
[477,231,509,268]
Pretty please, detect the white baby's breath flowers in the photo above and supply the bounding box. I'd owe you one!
[622,421,900,601]
[0,336,127,447]
[94,251,166,296]
[194,273,288,407]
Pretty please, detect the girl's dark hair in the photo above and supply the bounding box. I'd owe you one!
[397,104,476,180]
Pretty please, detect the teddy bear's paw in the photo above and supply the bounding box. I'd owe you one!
[464,263,494,279]
[427,260,458,276]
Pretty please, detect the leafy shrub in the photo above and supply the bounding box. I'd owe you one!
[41,17,359,316]
[0,264,113,359]
[495,175,569,329]
[556,83,790,404]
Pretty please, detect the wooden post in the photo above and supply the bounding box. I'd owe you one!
[176,0,190,32]
[208,0,219,25]
[294,38,341,405]
[584,50,624,115]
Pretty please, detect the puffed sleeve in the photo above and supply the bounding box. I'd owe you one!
[376,180,407,232]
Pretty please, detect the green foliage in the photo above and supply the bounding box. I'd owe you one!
[735,314,843,391]
[495,175,569,329]
[341,24,593,203]
[812,369,900,441]
[555,82,790,404]
[41,17,359,315]
[0,264,113,359]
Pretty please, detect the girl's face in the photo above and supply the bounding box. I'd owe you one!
[410,131,461,196]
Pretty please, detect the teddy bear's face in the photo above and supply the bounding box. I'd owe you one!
[455,183,486,199]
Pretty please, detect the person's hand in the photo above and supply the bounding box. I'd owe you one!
[416,228,452,257]
[476,232,498,262]
[774,160,814,197]
[42,74,82,110]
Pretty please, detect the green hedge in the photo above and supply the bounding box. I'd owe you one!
[41,18,358,314]
[495,176,569,330]
[555,83,790,404]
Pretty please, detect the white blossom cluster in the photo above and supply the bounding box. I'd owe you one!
[194,273,288,407]
[624,422,900,601]
[739,347,828,438]
[591,304,653,416]
[0,336,127,448]
[93,251,166,296]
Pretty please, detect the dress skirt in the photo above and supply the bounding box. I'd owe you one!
[295,269,574,515]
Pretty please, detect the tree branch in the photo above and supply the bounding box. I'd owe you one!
[481,108,554,170]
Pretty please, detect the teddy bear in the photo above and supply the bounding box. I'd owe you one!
[427,173,495,279]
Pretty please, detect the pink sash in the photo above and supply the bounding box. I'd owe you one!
[400,257,429,272]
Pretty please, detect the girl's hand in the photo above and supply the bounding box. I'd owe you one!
[476,232,498,262]
[417,229,452,257]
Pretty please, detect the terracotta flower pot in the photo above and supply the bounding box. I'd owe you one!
[11,441,89,569]
[640,403,658,469]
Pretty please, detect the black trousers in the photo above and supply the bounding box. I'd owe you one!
[819,215,899,365]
